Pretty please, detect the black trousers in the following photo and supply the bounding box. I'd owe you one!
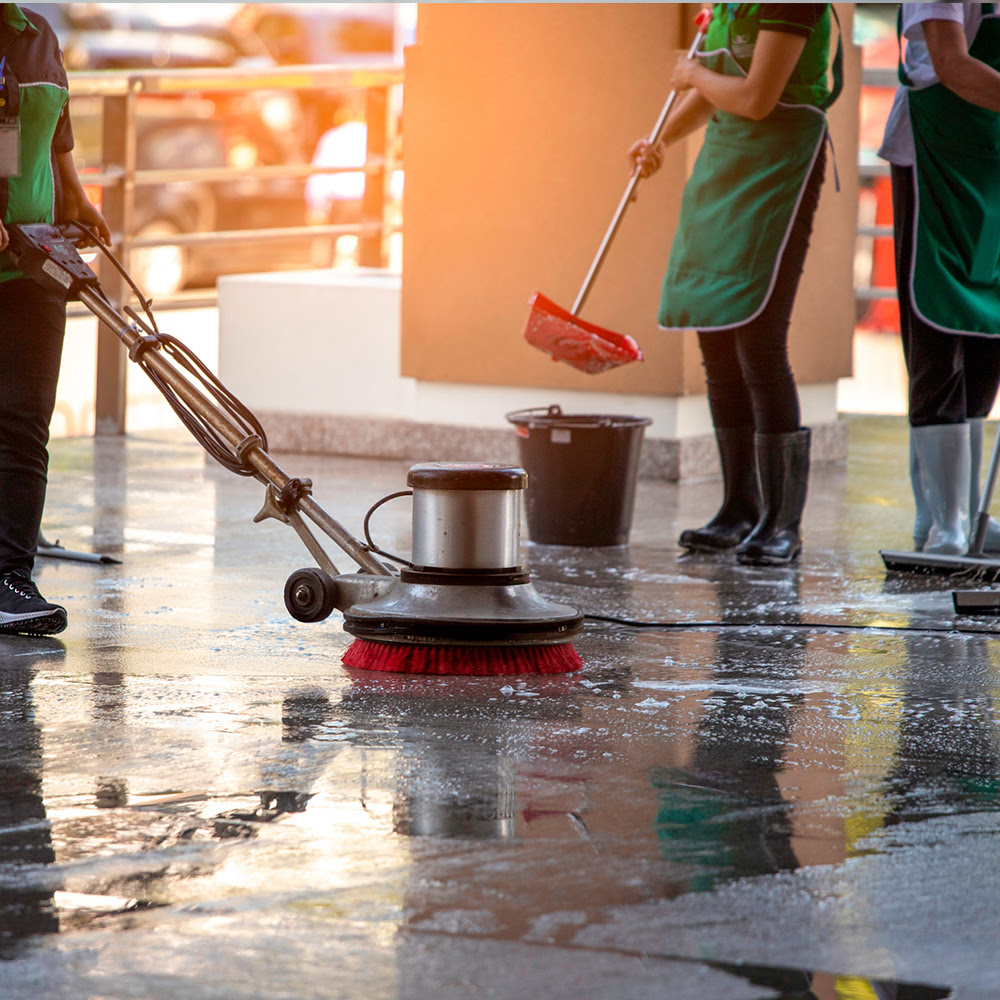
[891,163,1000,427]
[0,278,67,579]
[696,144,826,436]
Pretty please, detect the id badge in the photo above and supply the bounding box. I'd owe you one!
[0,118,20,178]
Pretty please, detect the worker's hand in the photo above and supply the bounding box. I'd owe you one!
[62,195,111,249]
[670,55,699,92]
[628,137,664,179]
[0,220,7,253]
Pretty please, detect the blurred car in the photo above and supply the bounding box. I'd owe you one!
[61,26,247,72]
[211,3,405,154]
[306,112,405,269]
[28,4,324,296]
[227,3,397,65]
[31,3,256,71]
[66,94,318,298]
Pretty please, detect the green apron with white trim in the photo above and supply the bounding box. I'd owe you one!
[905,5,1000,337]
[658,4,841,332]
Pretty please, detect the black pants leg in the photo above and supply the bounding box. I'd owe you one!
[0,279,67,579]
[697,144,826,435]
[892,164,1000,426]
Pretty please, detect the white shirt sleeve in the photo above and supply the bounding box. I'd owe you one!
[878,2,980,165]
[902,3,966,41]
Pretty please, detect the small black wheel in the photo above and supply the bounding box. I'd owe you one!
[283,567,338,623]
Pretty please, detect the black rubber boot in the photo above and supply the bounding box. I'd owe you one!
[679,427,760,552]
[736,428,811,566]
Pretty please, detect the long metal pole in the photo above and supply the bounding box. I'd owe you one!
[970,419,1000,556]
[77,286,394,577]
[571,22,708,316]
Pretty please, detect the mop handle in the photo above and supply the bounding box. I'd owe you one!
[970,418,1000,556]
[571,8,712,316]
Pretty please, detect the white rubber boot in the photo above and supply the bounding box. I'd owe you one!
[911,423,970,556]
[909,429,931,551]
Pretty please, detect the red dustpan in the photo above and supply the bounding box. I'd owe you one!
[524,7,711,376]
[524,292,643,375]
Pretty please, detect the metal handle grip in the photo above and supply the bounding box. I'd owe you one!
[78,284,395,577]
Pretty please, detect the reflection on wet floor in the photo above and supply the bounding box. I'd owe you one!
[648,573,809,894]
[1,420,999,996]
[709,961,952,1000]
[0,649,60,952]
[3,620,998,994]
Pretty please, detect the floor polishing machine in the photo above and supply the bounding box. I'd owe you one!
[6,223,583,674]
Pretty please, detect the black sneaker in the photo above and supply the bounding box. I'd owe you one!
[0,575,68,635]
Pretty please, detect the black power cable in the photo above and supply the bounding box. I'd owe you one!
[362,491,414,567]
[581,612,1000,638]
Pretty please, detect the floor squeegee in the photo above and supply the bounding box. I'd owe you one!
[880,415,1000,612]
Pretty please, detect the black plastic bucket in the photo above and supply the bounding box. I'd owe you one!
[506,405,652,547]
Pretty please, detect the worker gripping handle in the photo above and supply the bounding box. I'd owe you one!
[4,223,102,298]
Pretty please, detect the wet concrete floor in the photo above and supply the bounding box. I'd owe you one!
[2,414,998,999]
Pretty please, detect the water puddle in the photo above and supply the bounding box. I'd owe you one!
[0,786,317,953]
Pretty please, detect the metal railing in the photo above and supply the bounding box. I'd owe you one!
[67,61,403,433]
[856,65,897,309]
[72,58,892,434]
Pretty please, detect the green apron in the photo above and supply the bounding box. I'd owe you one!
[658,5,841,332]
[905,5,1000,337]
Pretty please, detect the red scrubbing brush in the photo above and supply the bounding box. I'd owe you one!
[342,639,583,676]
[340,463,586,677]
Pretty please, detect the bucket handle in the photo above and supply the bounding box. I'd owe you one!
[509,404,619,428]
[362,490,415,568]
[506,405,643,430]
[506,404,564,423]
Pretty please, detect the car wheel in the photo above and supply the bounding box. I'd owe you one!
[130,219,189,298]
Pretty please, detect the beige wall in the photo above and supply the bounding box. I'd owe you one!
[400,3,859,398]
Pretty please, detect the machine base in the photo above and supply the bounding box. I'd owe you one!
[343,577,584,646]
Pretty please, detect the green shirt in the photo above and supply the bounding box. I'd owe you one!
[702,3,833,110]
[0,3,73,280]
